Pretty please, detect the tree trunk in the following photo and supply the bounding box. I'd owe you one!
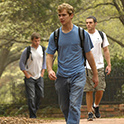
[0,48,10,77]
[119,15,124,25]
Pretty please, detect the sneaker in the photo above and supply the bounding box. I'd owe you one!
[92,106,101,118]
[87,112,93,121]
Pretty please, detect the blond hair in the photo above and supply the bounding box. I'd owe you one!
[58,3,74,15]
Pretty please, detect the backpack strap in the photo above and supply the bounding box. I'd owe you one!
[25,46,31,65]
[78,27,86,66]
[41,45,45,65]
[54,28,60,51]
[54,27,86,64]
[78,27,89,76]
[98,30,104,47]
[25,45,45,65]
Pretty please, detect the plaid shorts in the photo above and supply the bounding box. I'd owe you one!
[83,68,106,92]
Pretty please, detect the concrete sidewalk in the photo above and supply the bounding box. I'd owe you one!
[42,118,124,124]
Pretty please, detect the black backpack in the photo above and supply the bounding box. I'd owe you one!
[54,27,86,65]
[98,30,104,47]
[54,28,104,66]
[54,27,88,75]
[25,45,45,65]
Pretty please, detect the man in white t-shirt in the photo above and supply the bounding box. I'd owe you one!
[19,32,46,118]
[84,16,111,121]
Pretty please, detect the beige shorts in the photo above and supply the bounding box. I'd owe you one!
[84,68,106,92]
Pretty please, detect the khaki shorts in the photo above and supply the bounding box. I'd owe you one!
[83,68,106,92]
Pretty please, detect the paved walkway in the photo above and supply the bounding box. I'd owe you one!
[42,118,124,124]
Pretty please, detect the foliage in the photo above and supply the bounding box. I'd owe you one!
[0,104,62,118]
[0,0,124,77]
[0,104,28,117]
[105,54,124,73]
[0,0,84,77]
[0,0,124,108]
[0,61,26,104]
[104,55,124,104]
[114,84,124,102]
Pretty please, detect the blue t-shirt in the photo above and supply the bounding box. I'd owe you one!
[46,25,93,77]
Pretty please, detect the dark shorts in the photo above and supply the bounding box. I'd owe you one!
[84,68,106,92]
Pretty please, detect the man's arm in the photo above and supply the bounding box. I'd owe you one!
[86,51,99,88]
[41,69,45,77]
[22,70,32,78]
[46,54,57,80]
[19,49,32,78]
[103,46,111,75]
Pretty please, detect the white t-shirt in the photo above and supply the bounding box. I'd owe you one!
[26,45,44,79]
[86,29,109,69]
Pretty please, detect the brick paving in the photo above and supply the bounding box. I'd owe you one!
[42,118,124,124]
[0,117,124,124]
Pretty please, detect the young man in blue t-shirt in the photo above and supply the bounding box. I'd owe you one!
[46,3,99,124]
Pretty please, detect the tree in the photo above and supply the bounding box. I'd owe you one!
[0,0,124,78]
[0,0,58,77]
[74,0,124,47]
[0,0,83,77]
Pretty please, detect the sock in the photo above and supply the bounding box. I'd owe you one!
[94,103,99,108]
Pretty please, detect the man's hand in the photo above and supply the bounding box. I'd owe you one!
[92,75,99,88]
[41,69,45,77]
[48,70,57,80]
[105,65,111,75]
[23,70,32,79]
[86,51,99,88]
[103,46,111,76]
[26,74,32,79]
[46,54,56,80]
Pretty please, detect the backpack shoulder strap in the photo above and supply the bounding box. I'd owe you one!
[54,28,60,51]
[78,27,86,66]
[41,45,45,52]
[78,27,85,48]
[98,30,104,47]
[41,45,45,58]
[41,45,45,62]
[25,46,31,64]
